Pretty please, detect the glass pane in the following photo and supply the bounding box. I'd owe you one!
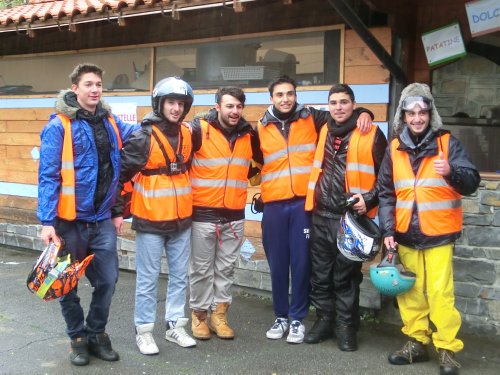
[0,48,151,95]
[154,30,339,89]
[432,54,500,172]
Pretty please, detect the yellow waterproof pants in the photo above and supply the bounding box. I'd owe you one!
[396,243,464,353]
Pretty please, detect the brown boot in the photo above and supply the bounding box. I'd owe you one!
[209,303,234,339]
[191,310,211,340]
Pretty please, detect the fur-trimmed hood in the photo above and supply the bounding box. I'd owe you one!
[393,83,442,135]
[54,89,112,120]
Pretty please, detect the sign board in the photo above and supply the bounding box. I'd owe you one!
[109,102,138,124]
[421,23,467,67]
[465,0,500,37]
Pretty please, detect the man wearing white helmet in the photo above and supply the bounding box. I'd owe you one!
[113,77,196,355]
[377,82,480,375]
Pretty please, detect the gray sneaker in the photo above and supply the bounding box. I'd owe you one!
[286,320,305,344]
[266,317,289,339]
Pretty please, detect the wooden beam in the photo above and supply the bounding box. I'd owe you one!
[327,0,407,84]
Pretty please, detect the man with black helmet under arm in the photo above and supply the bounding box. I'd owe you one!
[113,77,196,355]
[378,83,480,375]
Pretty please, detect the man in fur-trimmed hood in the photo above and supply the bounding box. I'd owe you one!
[392,82,443,135]
[376,82,480,375]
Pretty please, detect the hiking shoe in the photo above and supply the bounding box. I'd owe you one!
[166,318,197,348]
[192,310,211,340]
[438,349,461,375]
[209,303,235,339]
[304,317,335,344]
[69,337,89,366]
[388,339,429,365]
[286,320,305,344]
[88,333,119,362]
[136,323,159,355]
[266,317,289,339]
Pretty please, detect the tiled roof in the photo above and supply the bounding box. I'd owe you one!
[0,0,226,28]
[0,0,159,26]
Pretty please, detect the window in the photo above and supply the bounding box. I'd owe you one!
[432,54,500,172]
[0,48,151,95]
[154,29,341,89]
[0,27,341,95]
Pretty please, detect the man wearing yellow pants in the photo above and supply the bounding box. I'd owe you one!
[377,83,480,375]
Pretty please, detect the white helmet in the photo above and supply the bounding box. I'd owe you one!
[337,210,381,262]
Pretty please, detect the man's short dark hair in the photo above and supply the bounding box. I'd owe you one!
[268,75,297,96]
[215,86,246,106]
[328,84,355,102]
[69,63,104,85]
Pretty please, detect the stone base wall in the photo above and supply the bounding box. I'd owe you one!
[2,178,499,337]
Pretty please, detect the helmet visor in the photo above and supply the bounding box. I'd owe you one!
[401,96,432,111]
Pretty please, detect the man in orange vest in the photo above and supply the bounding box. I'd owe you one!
[304,84,387,351]
[37,63,136,366]
[253,76,373,344]
[188,87,257,340]
[113,77,196,355]
[378,83,480,375]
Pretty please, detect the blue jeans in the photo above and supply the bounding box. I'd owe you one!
[134,228,191,326]
[56,219,118,339]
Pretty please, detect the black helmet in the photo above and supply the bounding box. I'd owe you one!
[152,77,194,121]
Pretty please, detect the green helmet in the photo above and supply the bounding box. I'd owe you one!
[370,247,416,297]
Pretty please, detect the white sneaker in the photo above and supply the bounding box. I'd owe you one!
[165,318,197,348]
[286,320,305,344]
[266,317,289,339]
[136,323,159,355]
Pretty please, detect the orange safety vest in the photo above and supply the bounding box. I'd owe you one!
[57,114,122,220]
[305,124,378,218]
[391,133,462,236]
[257,117,317,203]
[191,120,252,209]
[131,123,192,221]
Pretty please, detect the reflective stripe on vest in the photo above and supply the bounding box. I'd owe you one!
[305,124,378,218]
[190,120,251,209]
[131,123,192,221]
[391,133,462,236]
[258,116,317,203]
[56,114,120,220]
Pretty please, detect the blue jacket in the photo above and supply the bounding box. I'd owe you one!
[37,90,137,225]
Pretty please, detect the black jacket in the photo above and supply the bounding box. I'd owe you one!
[114,111,192,234]
[313,113,388,219]
[377,127,481,249]
[190,108,255,223]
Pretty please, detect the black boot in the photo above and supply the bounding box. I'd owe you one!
[336,325,357,352]
[304,317,334,344]
[388,339,429,365]
[88,333,120,361]
[69,337,89,366]
[438,349,461,375]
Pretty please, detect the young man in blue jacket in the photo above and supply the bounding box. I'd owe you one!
[37,63,136,366]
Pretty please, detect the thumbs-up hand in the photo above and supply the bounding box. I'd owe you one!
[434,151,451,176]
